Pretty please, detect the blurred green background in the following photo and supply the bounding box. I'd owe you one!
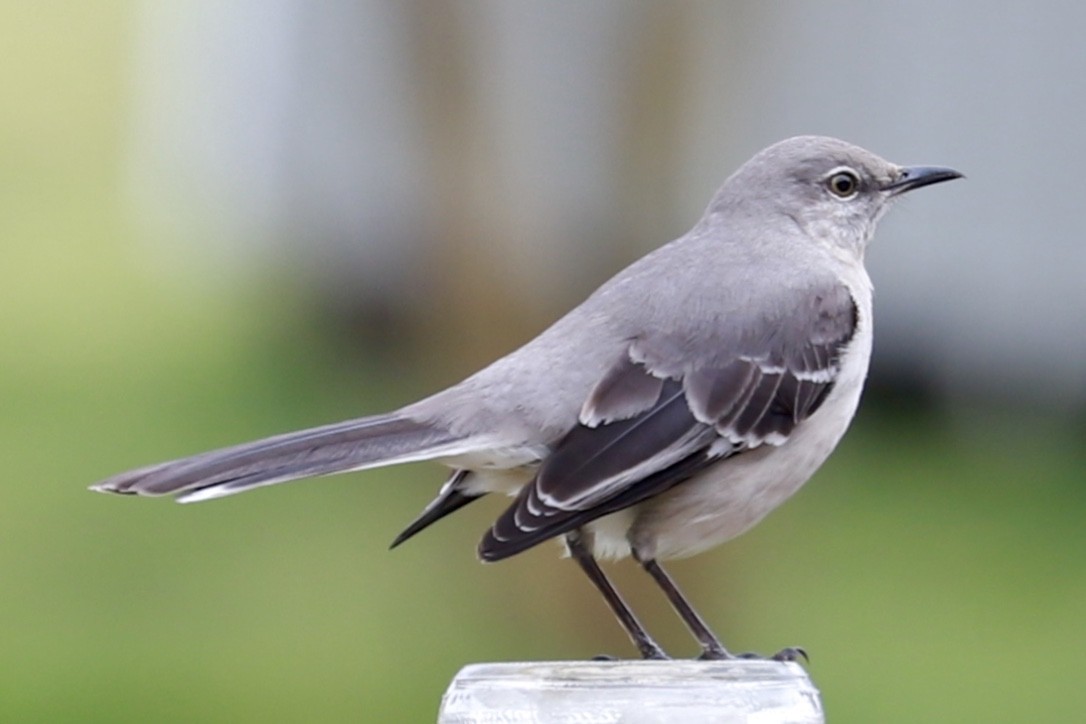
[3,3,1084,723]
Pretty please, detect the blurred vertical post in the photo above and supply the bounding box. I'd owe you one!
[437,660,823,723]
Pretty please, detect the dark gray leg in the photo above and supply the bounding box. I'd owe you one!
[566,532,668,660]
[635,554,733,659]
[637,554,807,662]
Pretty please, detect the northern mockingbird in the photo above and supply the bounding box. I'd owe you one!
[92,136,961,660]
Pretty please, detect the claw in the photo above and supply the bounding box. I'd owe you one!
[770,646,809,663]
[725,646,808,663]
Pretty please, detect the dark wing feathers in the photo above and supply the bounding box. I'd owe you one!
[538,380,703,510]
[480,284,858,561]
[728,367,784,440]
[484,379,721,560]
[685,360,756,421]
[482,446,720,560]
[580,352,665,427]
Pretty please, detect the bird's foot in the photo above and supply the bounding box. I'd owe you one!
[639,644,671,660]
[771,646,808,663]
[696,645,733,660]
[730,646,808,663]
[590,646,670,661]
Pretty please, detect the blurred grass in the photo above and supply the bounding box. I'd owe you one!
[732,406,1086,722]
[2,3,1084,722]
[4,302,1084,722]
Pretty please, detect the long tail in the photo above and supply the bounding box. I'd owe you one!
[90,413,470,503]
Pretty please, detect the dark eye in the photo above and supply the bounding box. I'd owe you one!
[826,170,860,198]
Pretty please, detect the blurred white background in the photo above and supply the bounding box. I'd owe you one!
[126,1,1086,410]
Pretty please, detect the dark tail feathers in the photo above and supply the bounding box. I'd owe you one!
[91,413,467,503]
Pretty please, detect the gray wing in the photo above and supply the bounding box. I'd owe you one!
[479,283,859,561]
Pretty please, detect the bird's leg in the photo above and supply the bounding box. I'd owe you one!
[635,554,733,660]
[635,556,807,662]
[566,531,668,660]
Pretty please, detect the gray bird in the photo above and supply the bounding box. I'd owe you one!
[92,136,961,660]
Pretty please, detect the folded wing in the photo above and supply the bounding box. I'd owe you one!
[479,283,858,560]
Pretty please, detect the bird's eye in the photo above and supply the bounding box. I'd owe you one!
[826,170,860,198]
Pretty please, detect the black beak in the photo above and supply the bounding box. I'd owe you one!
[883,165,963,195]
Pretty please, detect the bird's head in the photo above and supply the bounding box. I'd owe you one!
[711,135,962,258]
